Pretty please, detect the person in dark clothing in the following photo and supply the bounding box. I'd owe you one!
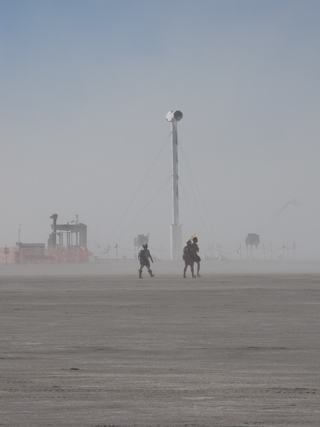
[183,240,195,278]
[138,244,154,278]
[190,236,201,277]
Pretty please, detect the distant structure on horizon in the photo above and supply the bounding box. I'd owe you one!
[48,213,87,249]
[245,233,260,248]
[0,214,90,265]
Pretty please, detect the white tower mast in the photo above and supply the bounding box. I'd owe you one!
[166,110,183,260]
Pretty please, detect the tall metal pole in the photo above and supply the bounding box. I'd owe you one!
[166,110,183,260]
[171,120,179,226]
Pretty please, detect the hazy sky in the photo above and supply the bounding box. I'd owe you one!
[1,0,320,259]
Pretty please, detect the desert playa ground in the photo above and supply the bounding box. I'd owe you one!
[1,260,320,426]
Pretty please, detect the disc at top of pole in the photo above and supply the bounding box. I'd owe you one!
[166,111,183,122]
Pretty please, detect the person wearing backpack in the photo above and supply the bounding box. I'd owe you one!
[182,240,196,278]
[138,244,155,278]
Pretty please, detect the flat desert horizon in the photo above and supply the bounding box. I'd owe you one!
[1,260,319,426]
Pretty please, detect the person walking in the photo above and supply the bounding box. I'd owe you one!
[183,240,196,278]
[138,244,155,278]
[190,236,201,277]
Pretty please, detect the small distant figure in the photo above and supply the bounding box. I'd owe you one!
[183,240,196,278]
[190,236,201,277]
[138,244,154,278]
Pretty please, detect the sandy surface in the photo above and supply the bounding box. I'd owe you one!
[1,261,320,426]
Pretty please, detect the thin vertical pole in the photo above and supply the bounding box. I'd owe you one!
[171,121,179,227]
[166,111,183,260]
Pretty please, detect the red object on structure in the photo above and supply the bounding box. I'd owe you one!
[0,214,91,265]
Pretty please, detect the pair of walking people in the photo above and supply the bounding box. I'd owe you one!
[183,236,201,278]
[137,237,201,279]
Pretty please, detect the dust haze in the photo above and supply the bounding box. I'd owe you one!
[1,0,320,261]
[1,4,320,425]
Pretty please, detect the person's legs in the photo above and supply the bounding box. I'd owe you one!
[146,262,154,277]
[191,262,196,278]
[197,262,201,277]
[138,263,144,278]
[183,263,187,278]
